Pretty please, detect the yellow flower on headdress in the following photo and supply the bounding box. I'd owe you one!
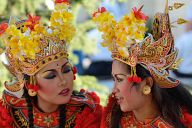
[61,11,73,23]
[115,6,148,54]
[93,7,116,51]
[6,25,21,37]
[9,36,20,56]
[118,47,129,57]
[18,35,40,60]
[50,2,75,43]
[34,24,46,35]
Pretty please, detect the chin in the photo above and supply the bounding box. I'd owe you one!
[120,104,131,112]
[54,95,71,105]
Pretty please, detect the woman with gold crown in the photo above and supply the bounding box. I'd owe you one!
[93,0,192,128]
[0,0,102,127]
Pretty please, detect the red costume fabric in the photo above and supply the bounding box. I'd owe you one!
[101,95,192,128]
[0,90,102,128]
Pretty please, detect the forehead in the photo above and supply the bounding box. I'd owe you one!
[38,58,68,72]
[112,60,129,74]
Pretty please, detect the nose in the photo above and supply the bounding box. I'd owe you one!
[57,72,66,87]
[112,83,117,94]
[113,81,118,91]
[112,87,118,93]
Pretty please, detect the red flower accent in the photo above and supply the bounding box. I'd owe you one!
[127,76,142,83]
[92,7,107,17]
[132,76,142,83]
[132,6,148,21]
[72,66,77,74]
[28,84,39,91]
[0,23,8,36]
[55,0,69,4]
[26,15,40,31]
[127,76,133,83]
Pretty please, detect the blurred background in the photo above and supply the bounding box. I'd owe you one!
[0,0,192,105]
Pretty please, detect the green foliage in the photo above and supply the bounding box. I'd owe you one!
[0,62,10,94]
[74,75,109,105]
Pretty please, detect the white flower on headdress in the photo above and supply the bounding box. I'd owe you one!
[24,29,30,36]
[47,28,53,34]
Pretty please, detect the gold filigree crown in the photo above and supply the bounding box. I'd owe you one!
[0,0,76,77]
[93,0,187,88]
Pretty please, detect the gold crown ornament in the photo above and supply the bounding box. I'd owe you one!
[92,0,186,88]
[0,0,76,93]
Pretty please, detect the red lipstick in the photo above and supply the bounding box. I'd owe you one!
[59,88,70,96]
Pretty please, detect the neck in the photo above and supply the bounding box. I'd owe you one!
[133,98,159,123]
[37,97,59,113]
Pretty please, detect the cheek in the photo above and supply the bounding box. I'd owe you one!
[37,79,59,94]
[122,86,145,110]
[119,81,132,97]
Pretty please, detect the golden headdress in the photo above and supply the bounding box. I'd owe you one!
[0,0,76,93]
[92,0,186,88]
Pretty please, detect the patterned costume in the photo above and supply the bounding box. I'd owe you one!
[101,95,192,128]
[92,0,192,127]
[0,0,102,127]
[0,90,102,128]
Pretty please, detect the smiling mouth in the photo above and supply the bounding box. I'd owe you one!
[59,88,70,96]
[115,96,124,104]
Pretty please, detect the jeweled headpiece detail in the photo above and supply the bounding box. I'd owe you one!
[93,0,185,88]
[0,0,75,76]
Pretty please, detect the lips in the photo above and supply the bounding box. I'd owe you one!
[59,88,70,96]
[115,95,124,104]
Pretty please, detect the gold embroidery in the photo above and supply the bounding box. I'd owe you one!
[43,115,54,127]
[158,122,168,128]
[13,109,28,127]
[10,98,24,105]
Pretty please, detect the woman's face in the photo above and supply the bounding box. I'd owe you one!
[112,60,148,112]
[35,58,74,105]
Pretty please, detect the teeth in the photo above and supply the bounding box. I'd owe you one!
[115,96,122,100]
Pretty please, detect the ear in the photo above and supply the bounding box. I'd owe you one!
[145,77,153,88]
[139,77,153,92]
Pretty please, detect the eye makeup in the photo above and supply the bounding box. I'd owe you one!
[61,63,72,74]
[40,61,71,79]
[112,73,127,82]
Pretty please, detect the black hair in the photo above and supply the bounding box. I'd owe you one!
[111,64,192,128]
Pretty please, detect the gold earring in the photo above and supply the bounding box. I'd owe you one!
[28,89,37,96]
[142,85,151,95]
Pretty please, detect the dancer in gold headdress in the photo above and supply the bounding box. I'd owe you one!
[0,0,102,127]
[93,0,192,127]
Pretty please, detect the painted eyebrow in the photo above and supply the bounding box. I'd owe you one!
[113,73,127,77]
[43,61,69,73]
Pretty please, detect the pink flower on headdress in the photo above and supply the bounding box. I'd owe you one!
[26,15,40,31]
[55,0,69,4]
[92,7,107,17]
[132,6,148,21]
[0,23,8,36]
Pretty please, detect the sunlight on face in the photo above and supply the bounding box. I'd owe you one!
[112,60,147,112]
[35,58,74,106]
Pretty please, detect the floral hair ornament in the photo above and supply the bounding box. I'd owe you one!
[93,0,186,88]
[72,66,78,80]
[27,76,39,97]
[0,0,76,94]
